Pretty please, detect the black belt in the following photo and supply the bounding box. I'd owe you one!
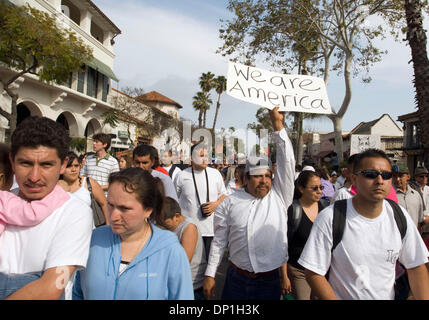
[229,261,278,279]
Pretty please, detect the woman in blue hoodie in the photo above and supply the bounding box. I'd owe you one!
[72,168,194,300]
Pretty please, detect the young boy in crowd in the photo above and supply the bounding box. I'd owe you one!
[162,197,207,300]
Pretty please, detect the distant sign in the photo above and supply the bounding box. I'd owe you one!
[226,62,333,114]
[350,135,381,155]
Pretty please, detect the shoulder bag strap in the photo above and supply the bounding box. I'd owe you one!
[332,199,347,252]
[386,198,407,241]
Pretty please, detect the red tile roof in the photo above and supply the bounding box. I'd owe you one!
[136,91,183,109]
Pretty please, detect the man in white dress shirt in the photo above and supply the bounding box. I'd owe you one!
[203,107,295,300]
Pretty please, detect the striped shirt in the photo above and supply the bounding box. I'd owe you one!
[80,154,120,189]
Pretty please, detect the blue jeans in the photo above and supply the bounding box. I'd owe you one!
[221,266,281,300]
[0,272,42,300]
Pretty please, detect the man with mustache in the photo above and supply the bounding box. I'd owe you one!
[203,107,295,300]
[0,117,93,299]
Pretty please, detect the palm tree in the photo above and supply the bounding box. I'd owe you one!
[192,91,212,128]
[404,0,429,161]
[199,72,216,127]
[212,76,227,130]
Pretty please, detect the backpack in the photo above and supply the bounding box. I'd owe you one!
[331,198,408,300]
[331,198,407,251]
[288,199,330,240]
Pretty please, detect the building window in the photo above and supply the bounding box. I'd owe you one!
[102,75,109,102]
[77,70,85,93]
[87,67,98,98]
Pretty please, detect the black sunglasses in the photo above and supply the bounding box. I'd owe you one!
[310,185,325,191]
[355,170,393,180]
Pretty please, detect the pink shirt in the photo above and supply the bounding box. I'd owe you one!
[0,185,70,235]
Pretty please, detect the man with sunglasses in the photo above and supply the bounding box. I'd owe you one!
[393,165,425,230]
[299,149,429,300]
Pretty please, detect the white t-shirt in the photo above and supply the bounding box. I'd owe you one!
[176,167,226,237]
[0,196,93,274]
[331,186,354,204]
[298,198,429,300]
[151,169,179,202]
[162,165,182,186]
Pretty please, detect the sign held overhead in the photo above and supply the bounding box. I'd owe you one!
[227,62,333,114]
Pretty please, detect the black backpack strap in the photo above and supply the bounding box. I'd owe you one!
[289,199,303,239]
[168,164,176,178]
[332,199,347,252]
[386,198,407,240]
[86,177,92,192]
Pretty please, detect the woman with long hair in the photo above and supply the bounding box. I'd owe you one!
[283,170,328,300]
[58,152,108,225]
[72,168,193,300]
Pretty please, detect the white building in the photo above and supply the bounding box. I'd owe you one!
[0,0,128,152]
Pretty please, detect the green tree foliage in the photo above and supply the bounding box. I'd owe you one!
[218,0,404,161]
[0,2,93,136]
[192,91,213,127]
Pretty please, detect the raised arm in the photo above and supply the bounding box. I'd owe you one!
[270,107,296,209]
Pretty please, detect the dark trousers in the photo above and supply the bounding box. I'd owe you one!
[202,236,213,259]
[221,265,281,300]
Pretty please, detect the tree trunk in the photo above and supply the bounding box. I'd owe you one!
[404,0,429,156]
[212,94,221,130]
[332,116,344,163]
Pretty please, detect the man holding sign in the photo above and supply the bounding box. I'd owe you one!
[203,107,295,300]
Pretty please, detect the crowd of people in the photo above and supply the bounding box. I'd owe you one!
[0,108,428,300]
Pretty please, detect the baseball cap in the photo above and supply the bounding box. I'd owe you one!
[394,164,409,174]
[245,156,272,175]
[302,165,315,172]
[331,171,337,176]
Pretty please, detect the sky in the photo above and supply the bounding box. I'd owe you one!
[92,0,424,134]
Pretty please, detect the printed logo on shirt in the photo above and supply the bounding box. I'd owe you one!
[138,273,158,278]
[386,250,399,265]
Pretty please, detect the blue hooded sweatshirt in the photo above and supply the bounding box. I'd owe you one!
[72,224,194,300]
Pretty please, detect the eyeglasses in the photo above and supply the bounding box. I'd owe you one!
[355,170,393,180]
[310,185,325,191]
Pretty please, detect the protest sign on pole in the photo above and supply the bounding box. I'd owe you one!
[350,135,381,155]
[226,62,333,114]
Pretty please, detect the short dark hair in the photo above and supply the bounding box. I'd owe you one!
[133,144,154,160]
[294,170,321,199]
[162,197,182,220]
[92,133,112,151]
[11,116,70,161]
[353,149,392,173]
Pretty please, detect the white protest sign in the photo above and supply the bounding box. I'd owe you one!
[227,62,333,114]
[350,135,381,155]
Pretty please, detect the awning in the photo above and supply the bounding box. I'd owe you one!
[87,58,119,82]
